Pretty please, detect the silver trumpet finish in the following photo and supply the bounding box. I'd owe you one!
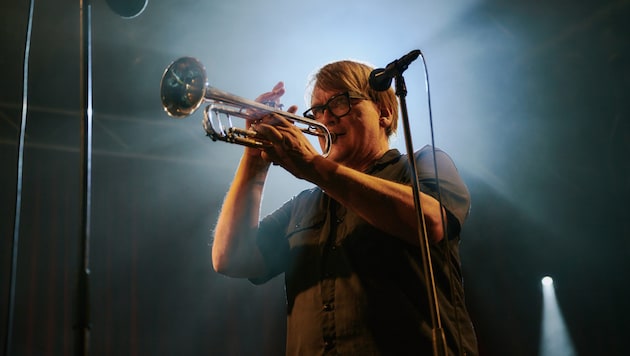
[160,57,333,157]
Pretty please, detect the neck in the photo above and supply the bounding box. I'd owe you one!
[345,147,389,172]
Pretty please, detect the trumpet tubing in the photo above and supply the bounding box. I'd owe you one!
[160,57,332,157]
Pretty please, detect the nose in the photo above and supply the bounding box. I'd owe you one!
[321,109,338,127]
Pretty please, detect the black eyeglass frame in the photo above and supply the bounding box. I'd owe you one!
[303,91,366,121]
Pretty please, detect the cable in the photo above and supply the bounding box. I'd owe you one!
[418,52,466,356]
[5,0,36,355]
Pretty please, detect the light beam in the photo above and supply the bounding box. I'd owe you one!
[539,276,576,356]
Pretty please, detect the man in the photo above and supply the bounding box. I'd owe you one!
[211,59,478,355]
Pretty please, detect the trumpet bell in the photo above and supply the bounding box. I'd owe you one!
[160,57,207,118]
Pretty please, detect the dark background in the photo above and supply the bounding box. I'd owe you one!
[1,0,628,355]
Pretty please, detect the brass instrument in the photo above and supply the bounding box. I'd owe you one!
[160,57,333,156]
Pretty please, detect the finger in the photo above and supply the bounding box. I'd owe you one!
[287,105,298,114]
[265,82,285,106]
[271,81,284,94]
[253,122,284,142]
[255,82,285,103]
[257,112,292,126]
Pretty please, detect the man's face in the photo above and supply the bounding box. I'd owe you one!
[310,87,390,170]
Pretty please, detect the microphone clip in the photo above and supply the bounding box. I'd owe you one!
[369,49,421,92]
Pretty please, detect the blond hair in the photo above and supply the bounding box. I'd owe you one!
[308,60,399,137]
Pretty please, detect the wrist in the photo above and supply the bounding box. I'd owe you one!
[241,151,271,169]
[238,153,270,184]
[308,155,338,188]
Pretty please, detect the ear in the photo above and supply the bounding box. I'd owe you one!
[378,105,393,128]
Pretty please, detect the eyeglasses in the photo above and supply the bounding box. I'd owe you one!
[303,92,366,121]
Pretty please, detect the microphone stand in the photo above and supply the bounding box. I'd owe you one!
[394,72,447,356]
[77,0,93,355]
[75,2,145,354]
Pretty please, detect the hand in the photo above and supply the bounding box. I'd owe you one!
[253,81,286,112]
[239,82,287,159]
[252,108,321,181]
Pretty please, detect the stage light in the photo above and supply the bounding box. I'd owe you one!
[539,276,576,356]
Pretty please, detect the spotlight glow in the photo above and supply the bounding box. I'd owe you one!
[539,276,576,356]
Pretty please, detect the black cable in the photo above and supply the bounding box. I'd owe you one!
[418,52,466,356]
[5,0,35,355]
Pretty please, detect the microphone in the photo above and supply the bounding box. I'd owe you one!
[369,49,422,91]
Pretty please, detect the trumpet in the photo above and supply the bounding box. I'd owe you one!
[160,57,333,157]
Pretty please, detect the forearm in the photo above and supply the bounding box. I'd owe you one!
[212,154,269,277]
[307,155,445,245]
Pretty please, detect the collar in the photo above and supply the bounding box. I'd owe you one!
[365,149,402,174]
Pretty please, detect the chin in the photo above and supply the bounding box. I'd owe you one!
[326,147,349,164]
